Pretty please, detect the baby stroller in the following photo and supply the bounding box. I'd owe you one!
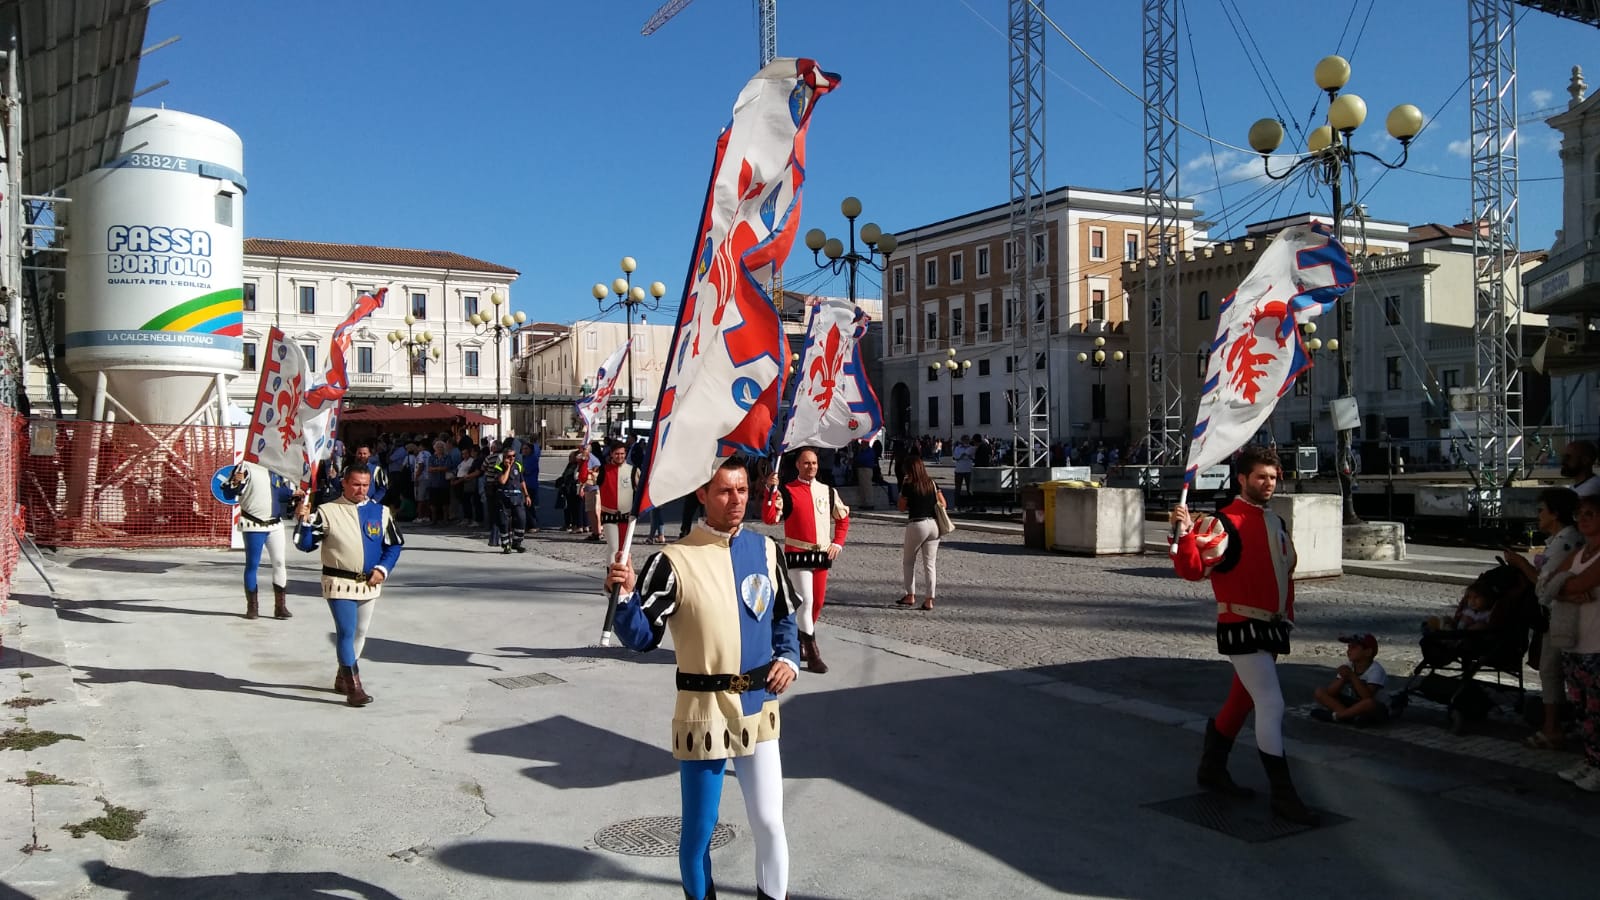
[1389,562,1538,734]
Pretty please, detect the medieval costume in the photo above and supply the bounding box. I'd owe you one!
[761,475,849,673]
[221,461,297,619]
[596,456,639,560]
[1170,496,1319,825]
[295,496,404,707]
[613,522,801,900]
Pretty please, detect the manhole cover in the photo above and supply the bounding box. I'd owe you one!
[1143,793,1347,843]
[488,673,567,690]
[594,816,736,857]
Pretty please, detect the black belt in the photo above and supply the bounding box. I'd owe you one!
[242,512,281,527]
[676,662,773,693]
[322,566,368,582]
[602,511,634,524]
[784,549,831,569]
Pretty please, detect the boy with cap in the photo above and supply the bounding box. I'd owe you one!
[1311,633,1389,725]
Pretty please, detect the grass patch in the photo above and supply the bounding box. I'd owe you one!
[8,770,77,787]
[0,727,84,752]
[3,696,53,709]
[64,797,146,841]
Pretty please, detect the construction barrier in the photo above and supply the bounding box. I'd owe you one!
[0,407,21,635]
[20,419,235,550]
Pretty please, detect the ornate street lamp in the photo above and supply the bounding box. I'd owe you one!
[592,257,667,443]
[1076,336,1124,442]
[1247,54,1421,525]
[804,196,897,306]
[929,347,971,447]
[466,290,527,439]
[387,315,436,404]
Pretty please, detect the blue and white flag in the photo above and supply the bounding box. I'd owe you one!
[1184,223,1355,487]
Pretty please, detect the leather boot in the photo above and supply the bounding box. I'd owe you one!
[345,666,373,707]
[755,887,787,900]
[801,633,829,674]
[273,585,292,619]
[333,666,352,695]
[1259,751,1320,826]
[798,634,811,663]
[1196,718,1253,798]
[684,881,716,900]
[244,589,259,620]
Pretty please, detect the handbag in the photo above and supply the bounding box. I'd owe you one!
[933,497,955,537]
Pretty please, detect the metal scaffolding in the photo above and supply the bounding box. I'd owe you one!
[1007,0,1049,468]
[1467,0,1524,519]
[1142,0,1182,465]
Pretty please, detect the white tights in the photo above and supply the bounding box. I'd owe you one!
[1229,650,1285,756]
[733,739,788,897]
[353,600,375,661]
[790,569,816,636]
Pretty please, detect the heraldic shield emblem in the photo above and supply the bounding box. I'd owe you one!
[740,573,774,620]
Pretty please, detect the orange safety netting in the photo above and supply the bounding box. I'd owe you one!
[20,420,236,549]
[0,408,21,632]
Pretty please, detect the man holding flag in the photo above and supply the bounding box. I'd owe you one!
[1166,223,1354,828]
[601,56,836,900]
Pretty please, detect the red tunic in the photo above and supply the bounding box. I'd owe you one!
[1171,498,1295,624]
[761,479,849,551]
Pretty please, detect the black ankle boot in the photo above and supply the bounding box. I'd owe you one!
[1196,718,1253,798]
[1259,750,1320,826]
[244,589,259,619]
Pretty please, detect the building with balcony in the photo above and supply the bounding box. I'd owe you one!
[1523,63,1600,437]
[879,185,1205,446]
[234,239,521,436]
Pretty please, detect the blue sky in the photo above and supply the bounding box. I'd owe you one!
[139,0,1595,325]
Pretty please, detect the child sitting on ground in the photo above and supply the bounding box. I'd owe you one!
[1312,633,1389,725]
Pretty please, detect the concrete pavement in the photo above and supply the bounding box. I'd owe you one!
[3,522,1597,899]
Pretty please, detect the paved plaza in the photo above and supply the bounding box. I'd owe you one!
[3,478,1598,899]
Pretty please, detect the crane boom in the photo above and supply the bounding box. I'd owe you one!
[641,0,697,36]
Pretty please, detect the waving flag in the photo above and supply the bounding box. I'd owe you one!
[243,289,386,486]
[576,339,631,446]
[1183,223,1355,487]
[641,58,838,511]
[781,299,881,450]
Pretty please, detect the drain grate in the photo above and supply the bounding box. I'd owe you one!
[1143,793,1347,843]
[488,672,567,690]
[594,816,736,857]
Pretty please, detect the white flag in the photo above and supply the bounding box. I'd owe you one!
[641,58,838,512]
[781,299,881,450]
[243,327,315,484]
[576,339,631,445]
[1184,223,1355,487]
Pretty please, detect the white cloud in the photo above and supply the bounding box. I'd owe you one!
[1447,139,1471,157]
[1531,88,1554,109]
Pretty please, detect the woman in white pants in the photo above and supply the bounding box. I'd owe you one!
[895,454,945,611]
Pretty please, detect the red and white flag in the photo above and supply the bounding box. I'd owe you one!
[641,58,838,511]
[1184,223,1355,487]
[781,299,881,451]
[243,289,386,486]
[576,339,631,447]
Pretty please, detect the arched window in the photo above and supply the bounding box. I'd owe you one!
[1594,152,1600,199]
[1196,347,1209,378]
[1197,290,1211,320]
[1593,210,1600,238]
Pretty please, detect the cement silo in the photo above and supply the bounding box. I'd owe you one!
[61,107,246,424]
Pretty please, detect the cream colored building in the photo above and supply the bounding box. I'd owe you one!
[515,318,675,439]
[235,239,522,435]
[879,185,1205,445]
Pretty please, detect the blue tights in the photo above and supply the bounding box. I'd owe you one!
[242,531,268,592]
[679,759,726,898]
[328,598,360,666]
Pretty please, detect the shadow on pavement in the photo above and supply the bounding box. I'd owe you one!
[86,862,403,898]
[42,594,241,621]
[354,637,503,670]
[492,645,676,666]
[66,556,183,574]
[74,665,345,706]
[432,840,677,888]
[0,639,66,671]
[470,715,675,789]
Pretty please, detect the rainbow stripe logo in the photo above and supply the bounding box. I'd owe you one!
[139,287,244,337]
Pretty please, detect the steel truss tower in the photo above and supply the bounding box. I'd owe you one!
[1467,0,1524,519]
[757,0,776,67]
[1008,0,1050,468]
[1142,0,1183,465]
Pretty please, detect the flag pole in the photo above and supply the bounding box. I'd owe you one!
[598,516,638,647]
